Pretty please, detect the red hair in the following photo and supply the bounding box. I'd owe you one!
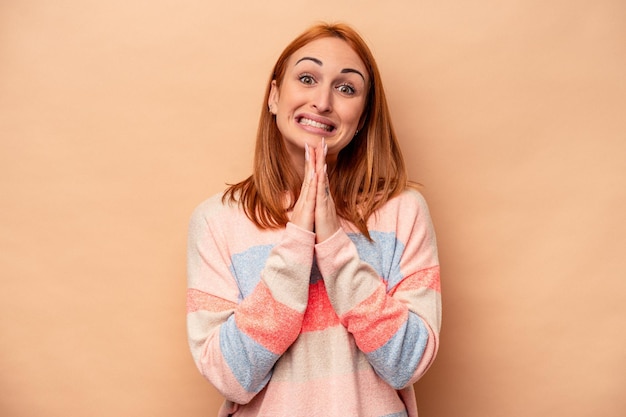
[224,22,411,239]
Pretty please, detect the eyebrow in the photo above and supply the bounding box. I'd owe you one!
[295,56,365,82]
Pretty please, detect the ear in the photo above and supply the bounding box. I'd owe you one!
[268,80,279,115]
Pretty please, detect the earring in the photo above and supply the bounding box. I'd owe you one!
[354,129,359,137]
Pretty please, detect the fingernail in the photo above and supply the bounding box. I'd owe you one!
[305,143,310,161]
[324,163,327,174]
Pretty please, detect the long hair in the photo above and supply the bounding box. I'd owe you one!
[224,22,411,239]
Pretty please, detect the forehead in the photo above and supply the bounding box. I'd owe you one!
[288,37,367,76]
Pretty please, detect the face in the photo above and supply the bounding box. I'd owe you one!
[268,37,369,165]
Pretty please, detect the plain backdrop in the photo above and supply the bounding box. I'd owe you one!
[1,1,625,416]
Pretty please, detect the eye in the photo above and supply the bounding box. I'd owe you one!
[299,73,316,85]
[337,83,356,95]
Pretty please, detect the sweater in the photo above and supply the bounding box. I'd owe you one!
[186,188,441,417]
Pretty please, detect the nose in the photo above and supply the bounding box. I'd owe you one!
[312,87,332,113]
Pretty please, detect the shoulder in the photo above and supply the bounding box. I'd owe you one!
[381,187,432,217]
[363,187,434,234]
[189,192,242,229]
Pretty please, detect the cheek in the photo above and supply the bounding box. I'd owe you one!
[342,97,366,121]
[344,105,365,126]
[277,83,305,107]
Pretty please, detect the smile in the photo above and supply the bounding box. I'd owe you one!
[298,117,335,132]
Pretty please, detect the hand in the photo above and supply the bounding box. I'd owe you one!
[290,143,317,232]
[313,138,341,243]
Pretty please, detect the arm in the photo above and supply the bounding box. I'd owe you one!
[315,190,441,389]
[186,198,315,404]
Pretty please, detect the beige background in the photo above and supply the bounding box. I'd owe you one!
[1,1,625,416]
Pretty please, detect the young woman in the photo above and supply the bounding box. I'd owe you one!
[187,23,441,417]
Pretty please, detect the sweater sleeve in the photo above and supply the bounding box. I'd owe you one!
[315,190,441,389]
[186,198,315,404]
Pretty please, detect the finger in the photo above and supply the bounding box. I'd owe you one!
[323,163,331,199]
[314,162,340,243]
[300,144,316,203]
[315,138,327,174]
[311,140,327,202]
[291,143,318,230]
[317,163,332,209]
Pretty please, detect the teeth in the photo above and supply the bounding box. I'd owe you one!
[299,118,333,131]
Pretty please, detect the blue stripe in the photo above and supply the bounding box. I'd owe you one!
[366,311,428,389]
[310,256,323,285]
[230,244,273,299]
[381,411,408,417]
[230,232,405,300]
[347,231,404,290]
[220,315,278,392]
[230,244,323,300]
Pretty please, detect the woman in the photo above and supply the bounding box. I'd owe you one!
[187,22,441,417]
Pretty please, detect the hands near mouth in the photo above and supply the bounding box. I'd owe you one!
[290,138,340,244]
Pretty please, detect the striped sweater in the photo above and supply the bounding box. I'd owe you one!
[186,188,441,417]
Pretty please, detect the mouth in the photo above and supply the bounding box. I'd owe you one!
[297,116,335,133]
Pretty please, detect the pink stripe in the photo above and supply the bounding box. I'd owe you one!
[235,282,303,354]
[186,288,236,313]
[341,285,407,353]
[392,266,441,294]
[256,369,407,416]
[301,280,341,332]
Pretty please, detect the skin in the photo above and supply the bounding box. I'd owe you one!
[267,37,369,243]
